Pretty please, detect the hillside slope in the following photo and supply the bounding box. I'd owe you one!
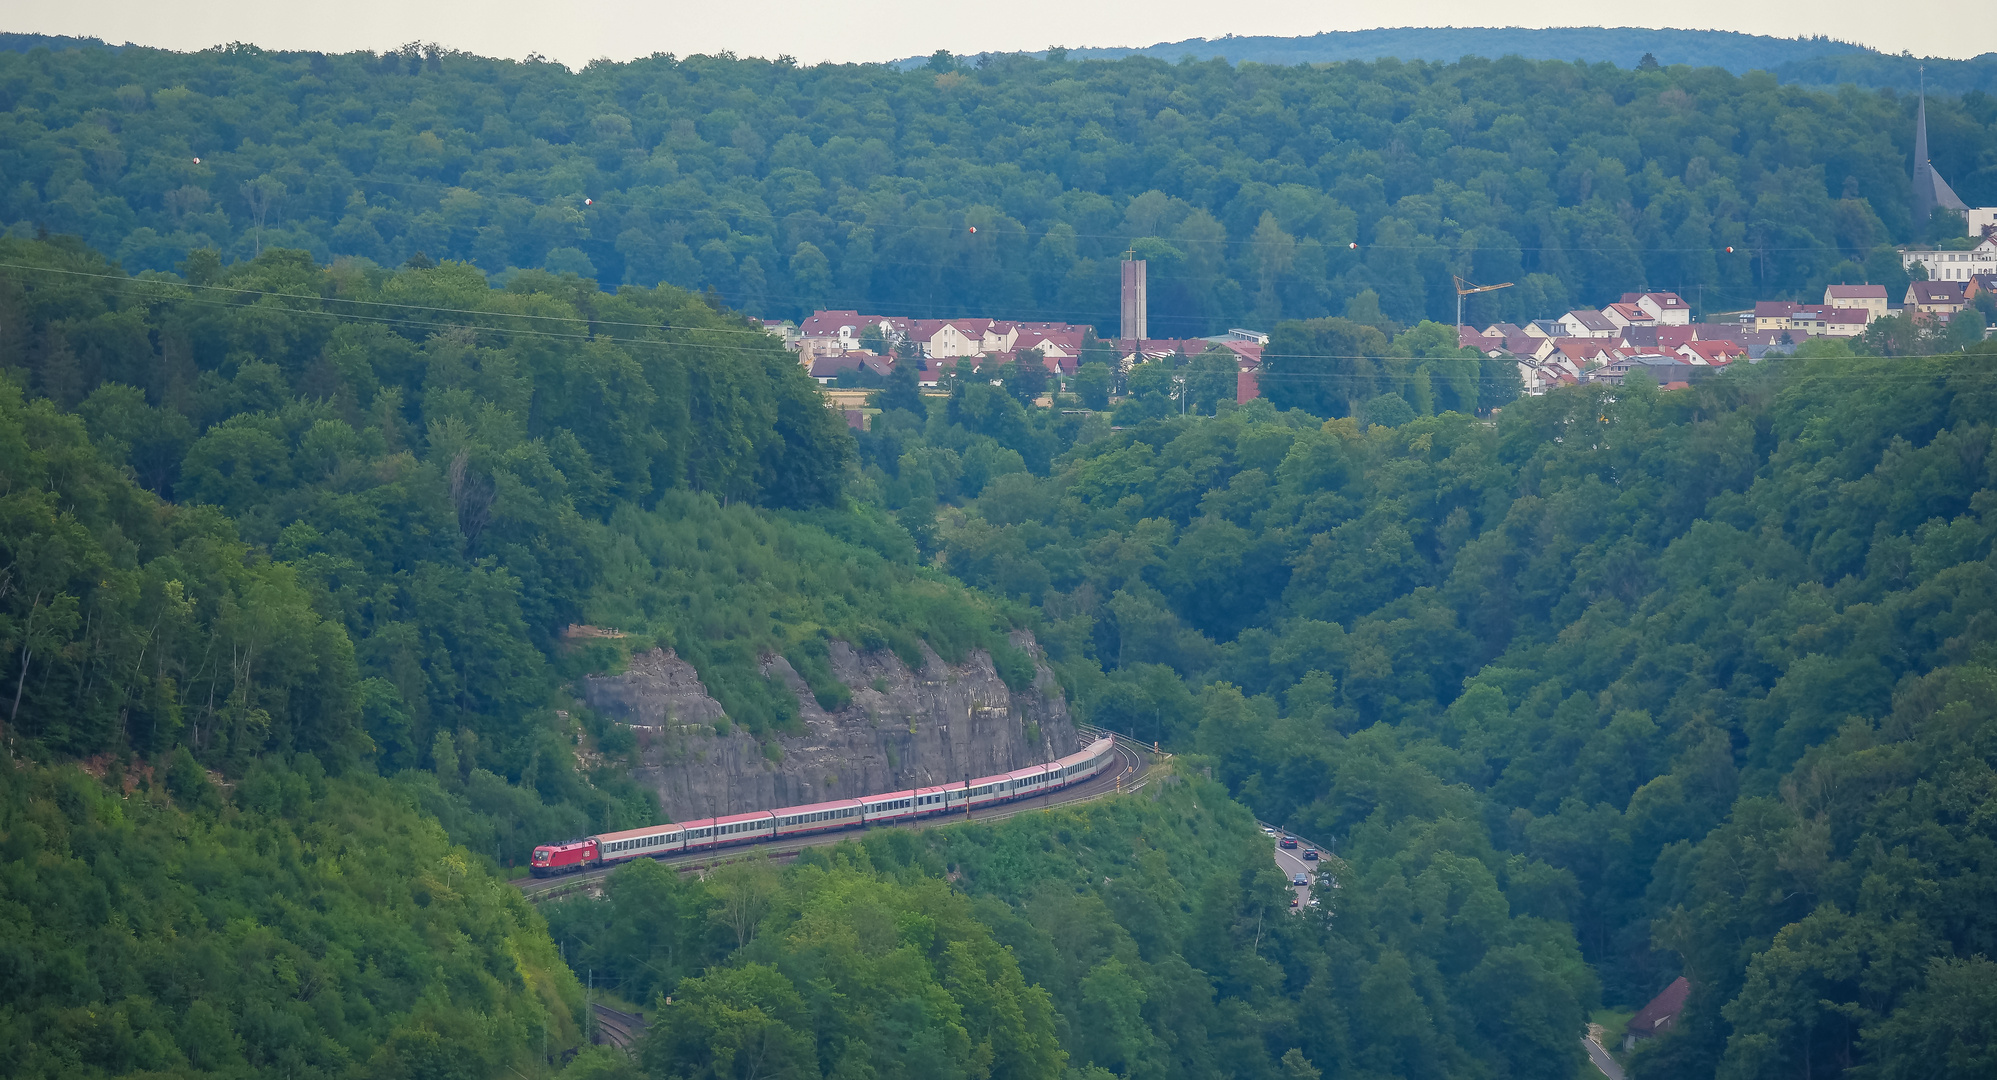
[3,43,1993,331]
[1040,27,1873,74]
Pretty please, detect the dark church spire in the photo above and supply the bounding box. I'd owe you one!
[1914,69,1969,233]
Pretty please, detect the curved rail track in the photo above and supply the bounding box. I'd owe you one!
[590,1002,644,1052]
[517,729,1157,902]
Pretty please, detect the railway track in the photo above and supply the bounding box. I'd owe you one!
[591,1002,644,1052]
[517,731,1156,901]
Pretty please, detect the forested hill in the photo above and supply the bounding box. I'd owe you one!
[3,41,1995,335]
[1009,28,1865,75]
[1037,28,1997,96]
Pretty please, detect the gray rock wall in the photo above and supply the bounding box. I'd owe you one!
[580,632,1079,822]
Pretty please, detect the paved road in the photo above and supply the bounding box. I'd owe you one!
[1582,1034,1626,1080]
[518,736,1155,901]
[1264,827,1329,912]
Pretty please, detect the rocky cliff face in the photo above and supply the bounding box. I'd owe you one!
[581,633,1079,821]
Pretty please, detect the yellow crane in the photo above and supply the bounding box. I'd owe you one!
[1454,275,1514,332]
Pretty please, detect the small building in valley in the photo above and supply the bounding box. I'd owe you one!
[1624,977,1691,1051]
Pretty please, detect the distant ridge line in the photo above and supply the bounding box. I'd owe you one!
[895,26,1997,94]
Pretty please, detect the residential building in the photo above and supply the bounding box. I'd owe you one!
[1823,284,1888,319]
[1559,309,1620,338]
[1753,301,1801,331]
[1517,356,1582,395]
[1524,319,1565,338]
[1636,291,1693,324]
[1604,302,1656,332]
[1750,302,1867,338]
[1593,354,1698,386]
[1907,281,1969,317]
[808,351,893,385]
[758,318,800,345]
[1677,340,1747,366]
[799,310,884,351]
[1616,291,1693,325]
[1620,325,1661,349]
[1968,274,1997,302]
[1802,308,1869,337]
[1221,340,1266,404]
[1625,978,1692,1052]
[1548,337,1625,365]
[1900,237,1997,282]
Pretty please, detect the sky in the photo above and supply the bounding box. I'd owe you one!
[13,0,1995,66]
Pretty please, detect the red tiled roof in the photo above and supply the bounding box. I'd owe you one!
[1551,337,1621,360]
[800,310,879,337]
[1679,340,1745,364]
[1627,978,1690,1038]
[1220,340,1264,366]
[809,354,862,378]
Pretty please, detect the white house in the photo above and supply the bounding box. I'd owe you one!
[1901,237,1997,282]
[1629,292,1692,325]
[1558,309,1620,338]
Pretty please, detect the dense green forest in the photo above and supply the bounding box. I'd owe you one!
[3,40,1995,335]
[8,223,1997,1076]
[1047,30,1997,97]
[1051,29,1870,78]
[547,761,1597,1080]
[874,344,1997,1077]
[0,754,585,1078]
[4,34,1997,1080]
[0,233,1060,855]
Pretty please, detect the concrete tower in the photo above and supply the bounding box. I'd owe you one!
[1120,253,1147,343]
[1914,77,1968,232]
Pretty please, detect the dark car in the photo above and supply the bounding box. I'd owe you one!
[1292,873,1309,887]
[1279,836,1298,849]
[1303,849,1319,861]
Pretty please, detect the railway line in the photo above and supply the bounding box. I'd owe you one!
[516,729,1155,902]
[590,1002,644,1052]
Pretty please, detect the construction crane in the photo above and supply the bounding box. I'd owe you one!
[1454,276,1514,332]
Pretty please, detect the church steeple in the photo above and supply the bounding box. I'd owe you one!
[1914,70,1969,233]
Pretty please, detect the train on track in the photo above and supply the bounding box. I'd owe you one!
[530,735,1119,877]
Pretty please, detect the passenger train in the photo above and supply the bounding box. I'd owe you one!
[530,735,1120,876]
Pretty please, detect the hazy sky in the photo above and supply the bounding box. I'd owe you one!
[15,0,1994,66]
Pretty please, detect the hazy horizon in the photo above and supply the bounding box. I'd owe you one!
[8,1,1993,68]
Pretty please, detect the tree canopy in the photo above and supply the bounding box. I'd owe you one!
[3,43,1989,332]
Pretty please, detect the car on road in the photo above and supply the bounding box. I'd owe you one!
[1303,849,1319,861]
[1292,873,1309,887]
[1279,836,1298,849]
[1289,896,1299,908]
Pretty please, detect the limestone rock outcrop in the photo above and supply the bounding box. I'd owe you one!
[580,632,1079,821]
